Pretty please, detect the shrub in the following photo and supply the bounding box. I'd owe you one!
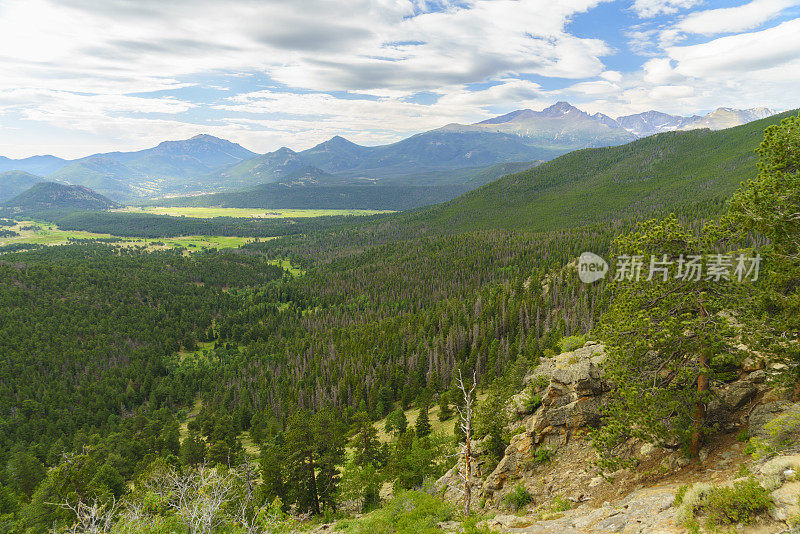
[763,405,800,452]
[759,457,800,491]
[674,484,690,506]
[711,351,745,382]
[504,484,533,511]
[336,490,454,534]
[676,483,713,525]
[524,391,542,413]
[703,478,772,525]
[550,495,572,512]
[558,335,587,353]
[678,478,772,528]
[530,448,552,467]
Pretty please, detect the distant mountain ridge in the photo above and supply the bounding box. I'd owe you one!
[0,171,44,203]
[400,109,796,233]
[0,154,66,176]
[616,107,776,137]
[2,181,120,214]
[207,102,778,197]
[0,103,781,204]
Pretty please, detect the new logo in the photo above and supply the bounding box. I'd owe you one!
[578,252,608,283]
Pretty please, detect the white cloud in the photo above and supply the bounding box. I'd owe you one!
[673,0,796,35]
[0,0,611,95]
[632,0,701,18]
[657,0,797,45]
[0,0,798,158]
[600,70,623,82]
[668,18,800,76]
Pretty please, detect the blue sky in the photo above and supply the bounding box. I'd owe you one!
[0,0,798,158]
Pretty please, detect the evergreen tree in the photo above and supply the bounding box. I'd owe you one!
[313,408,345,512]
[415,405,432,439]
[351,411,380,467]
[592,215,738,463]
[438,392,453,422]
[7,449,45,498]
[179,431,206,467]
[728,112,800,399]
[260,432,287,505]
[475,387,508,471]
[284,411,321,515]
[385,409,407,438]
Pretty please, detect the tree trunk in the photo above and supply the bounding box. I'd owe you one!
[690,350,710,457]
[464,424,471,516]
[308,452,320,515]
[792,306,800,402]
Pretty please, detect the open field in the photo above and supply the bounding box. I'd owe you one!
[118,206,393,218]
[0,220,259,251]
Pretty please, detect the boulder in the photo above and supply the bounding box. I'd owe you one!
[707,381,759,431]
[723,380,758,410]
[483,433,532,495]
[526,343,606,396]
[769,481,800,521]
[529,396,603,436]
[747,369,766,384]
[741,355,765,372]
[749,401,793,440]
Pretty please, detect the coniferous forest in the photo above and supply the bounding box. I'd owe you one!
[0,113,798,534]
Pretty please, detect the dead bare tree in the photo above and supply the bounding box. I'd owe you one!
[50,498,118,534]
[165,464,235,534]
[230,459,264,534]
[455,369,477,516]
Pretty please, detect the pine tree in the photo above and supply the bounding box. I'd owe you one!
[592,215,738,463]
[284,411,321,515]
[385,408,407,438]
[180,431,206,467]
[727,112,800,399]
[352,411,380,467]
[438,392,453,422]
[313,408,345,512]
[260,432,287,504]
[415,405,432,438]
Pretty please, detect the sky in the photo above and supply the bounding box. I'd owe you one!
[0,0,798,159]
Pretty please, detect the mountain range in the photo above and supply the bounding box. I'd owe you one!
[2,181,120,215]
[0,103,779,205]
[401,109,796,233]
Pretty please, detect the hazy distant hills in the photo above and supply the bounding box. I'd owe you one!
[159,160,541,210]
[48,135,257,199]
[0,171,44,203]
[0,103,781,206]
[2,181,120,214]
[209,130,558,192]
[0,155,66,176]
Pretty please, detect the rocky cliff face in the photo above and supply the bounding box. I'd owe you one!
[434,341,800,533]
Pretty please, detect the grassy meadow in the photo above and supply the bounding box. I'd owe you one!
[118,206,393,218]
[0,219,260,251]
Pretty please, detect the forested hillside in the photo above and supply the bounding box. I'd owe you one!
[402,110,798,233]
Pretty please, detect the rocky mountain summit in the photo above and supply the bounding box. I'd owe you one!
[434,342,800,533]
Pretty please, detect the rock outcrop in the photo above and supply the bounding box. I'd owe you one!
[524,342,606,449]
[434,341,800,533]
[482,342,608,501]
